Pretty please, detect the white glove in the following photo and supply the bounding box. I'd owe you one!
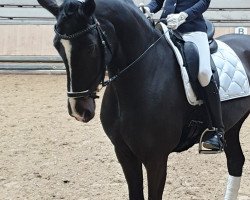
[139,3,153,19]
[166,12,188,30]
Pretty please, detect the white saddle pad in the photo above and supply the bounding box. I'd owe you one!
[160,23,250,105]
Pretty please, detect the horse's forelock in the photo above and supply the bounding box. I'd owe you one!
[62,0,82,17]
[61,0,95,18]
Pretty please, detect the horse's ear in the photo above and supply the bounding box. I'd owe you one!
[37,0,59,17]
[80,0,96,17]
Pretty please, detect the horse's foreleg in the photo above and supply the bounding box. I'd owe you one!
[115,145,144,200]
[224,114,248,200]
[144,155,168,200]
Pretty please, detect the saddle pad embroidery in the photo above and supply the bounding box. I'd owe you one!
[160,23,250,105]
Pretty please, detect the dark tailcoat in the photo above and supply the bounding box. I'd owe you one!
[147,0,210,33]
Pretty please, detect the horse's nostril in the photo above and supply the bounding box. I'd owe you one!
[69,98,95,122]
[84,109,92,121]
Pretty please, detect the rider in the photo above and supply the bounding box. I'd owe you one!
[140,0,225,151]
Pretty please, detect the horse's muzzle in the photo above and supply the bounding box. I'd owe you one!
[68,97,96,123]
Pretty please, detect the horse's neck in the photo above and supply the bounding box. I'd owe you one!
[97,0,180,98]
[107,16,159,75]
[110,25,179,98]
[96,0,157,69]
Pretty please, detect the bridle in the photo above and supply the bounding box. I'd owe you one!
[55,16,112,99]
[54,16,166,99]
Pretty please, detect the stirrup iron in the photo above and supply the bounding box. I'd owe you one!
[199,128,223,154]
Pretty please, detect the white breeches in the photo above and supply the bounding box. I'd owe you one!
[182,31,212,87]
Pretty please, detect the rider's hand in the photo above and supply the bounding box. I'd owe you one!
[139,3,153,19]
[166,12,188,30]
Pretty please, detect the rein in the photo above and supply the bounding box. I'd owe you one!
[55,17,166,98]
[102,31,166,87]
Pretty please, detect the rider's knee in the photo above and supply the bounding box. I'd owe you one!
[198,68,212,87]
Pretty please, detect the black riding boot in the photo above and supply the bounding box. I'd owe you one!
[202,77,225,151]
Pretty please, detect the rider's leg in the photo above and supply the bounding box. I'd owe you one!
[183,32,225,151]
[202,75,225,150]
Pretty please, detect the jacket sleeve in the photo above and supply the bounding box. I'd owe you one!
[184,0,211,21]
[147,0,165,13]
[161,0,177,18]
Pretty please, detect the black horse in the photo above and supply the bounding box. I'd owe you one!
[38,0,250,199]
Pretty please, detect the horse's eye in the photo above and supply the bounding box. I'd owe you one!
[63,12,73,19]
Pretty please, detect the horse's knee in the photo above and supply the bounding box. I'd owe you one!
[198,68,212,87]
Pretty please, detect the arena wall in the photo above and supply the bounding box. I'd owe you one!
[0,0,249,71]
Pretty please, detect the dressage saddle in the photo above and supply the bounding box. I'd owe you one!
[167,19,220,100]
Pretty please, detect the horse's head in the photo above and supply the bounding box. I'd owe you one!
[38,0,110,122]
